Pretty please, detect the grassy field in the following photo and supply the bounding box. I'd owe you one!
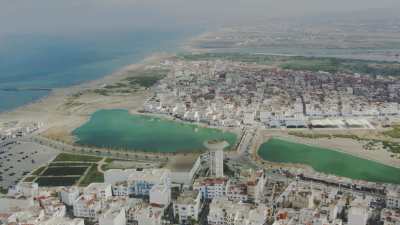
[49,162,93,167]
[79,164,104,186]
[23,176,37,182]
[178,53,400,76]
[382,141,400,154]
[288,131,360,140]
[36,177,80,187]
[42,166,89,176]
[93,68,169,96]
[53,153,102,162]
[383,125,400,139]
[27,153,112,187]
[124,69,169,88]
[31,166,46,176]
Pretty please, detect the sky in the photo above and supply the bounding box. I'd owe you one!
[1,0,399,35]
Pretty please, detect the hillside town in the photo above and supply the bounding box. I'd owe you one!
[0,149,399,225]
[143,59,400,129]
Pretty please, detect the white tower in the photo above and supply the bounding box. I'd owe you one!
[210,150,224,177]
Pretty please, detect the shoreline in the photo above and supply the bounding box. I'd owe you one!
[255,135,400,169]
[0,53,172,122]
[0,51,175,118]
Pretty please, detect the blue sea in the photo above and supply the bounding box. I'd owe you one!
[0,29,194,112]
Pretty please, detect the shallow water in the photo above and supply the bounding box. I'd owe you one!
[0,30,193,112]
[258,138,400,184]
[73,109,237,153]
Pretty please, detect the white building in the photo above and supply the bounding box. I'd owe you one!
[8,182,39,198]
[105,169,171,197]
[193,177,227,200]
[210,150,224,178]
[173,190,202,224]
[99,207,126,225]
[126,203,163,225]
[199,149,224,178]
[348,206,369,225]
[112,181,130,197]
[83,183,112,199]
[60,187,80,206]
[208,197,267,225]
[149,184,171,207]
[42,217,85,225]
[105,169,138,185]
[386,187,400,209]
[73,195,102,219]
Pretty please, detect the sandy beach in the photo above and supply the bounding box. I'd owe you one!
[0,53,172,143]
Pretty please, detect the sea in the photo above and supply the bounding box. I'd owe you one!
[0,29,195,112]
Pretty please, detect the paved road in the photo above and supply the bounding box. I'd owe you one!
[31,135,168,163]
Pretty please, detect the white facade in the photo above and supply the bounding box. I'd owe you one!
[348,206,369,225]
[73,195,102,219]
[99,207,126,225]
[386,188,400,209]
[126,204,163,225]
[208,197,267,225]
[112,182,130,197]
[105,169,137,185]
[149,184,171,207]
[105,169,171,197]
[42,217,85,225]
[60,187,80,206]
[8,182,39,198]
[193,177,227,200]
[210,150,224,178]
[173,190,202,224]
[83,183,112,199]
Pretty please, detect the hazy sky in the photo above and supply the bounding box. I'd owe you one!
[1,0,399,35]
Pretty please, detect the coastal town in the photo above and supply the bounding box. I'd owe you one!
[144,57,400,129]
[2,1,400,225]
[0,52,400,225]
[0,148,400,225]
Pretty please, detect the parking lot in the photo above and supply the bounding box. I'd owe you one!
[0,140,59,190]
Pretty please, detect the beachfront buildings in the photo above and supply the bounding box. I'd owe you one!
[194,177,228,200]
[99,207,126,225]
[73,183,112,219]
[149,183,171,207]
[104,169,171,197]
[144,59,400,129]
[173,190,202,224]
[73,194,103,219]
[207,197,268,225]
[1,165,399,225]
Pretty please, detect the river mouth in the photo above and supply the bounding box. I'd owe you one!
[72,109,237,153]
[258,138,400,184]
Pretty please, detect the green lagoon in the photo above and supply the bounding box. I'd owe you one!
[73,109,237,153]
[258,138,400,184]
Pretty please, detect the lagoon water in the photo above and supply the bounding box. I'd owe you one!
[73,109,237,153]
[0,30,193,112]
[258,138,400,184]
